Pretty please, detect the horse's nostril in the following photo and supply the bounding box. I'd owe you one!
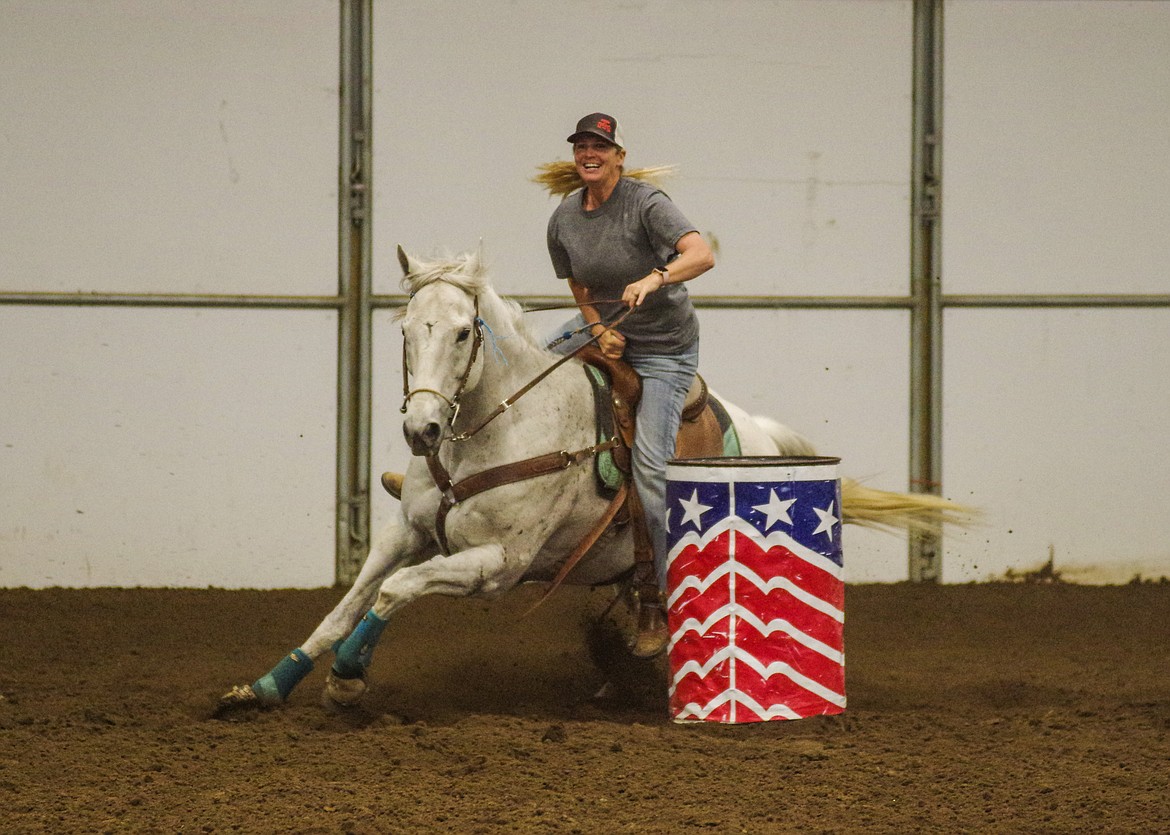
[405,420,443,453]
[422,422,441,445]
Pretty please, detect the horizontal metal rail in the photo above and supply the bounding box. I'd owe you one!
[6,291,1166,312]
[0,291,342,309]
[943,294,1170,309]
[369,292,1170,312]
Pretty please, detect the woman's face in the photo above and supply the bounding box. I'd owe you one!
[573,136,625,187]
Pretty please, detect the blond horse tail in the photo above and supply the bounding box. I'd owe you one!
[840,480,976,535]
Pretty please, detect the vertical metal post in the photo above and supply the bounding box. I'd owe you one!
[909,0,944,582]
[336,0,373,585]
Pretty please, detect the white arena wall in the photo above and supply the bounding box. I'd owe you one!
[2,0,1168,588]
[942,1,1170,583]
[1,1,341,588]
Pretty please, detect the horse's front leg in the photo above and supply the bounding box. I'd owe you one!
[323,541,520,708]
[215,518,432,716]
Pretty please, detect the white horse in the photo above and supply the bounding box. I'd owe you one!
[216,245,965,715]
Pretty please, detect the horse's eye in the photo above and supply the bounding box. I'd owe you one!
[456,328,471,343]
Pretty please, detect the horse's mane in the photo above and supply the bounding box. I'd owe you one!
[398,250,547,351]
[532,162,678,197]
[399,250,488,298]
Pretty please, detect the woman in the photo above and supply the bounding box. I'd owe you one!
[544,112,715,657]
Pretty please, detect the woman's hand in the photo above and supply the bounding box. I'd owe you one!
[621,232,715,308]
[622,270,666,309]
[598,327,626,359]
[567,277,626,358]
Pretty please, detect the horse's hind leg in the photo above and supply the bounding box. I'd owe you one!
[215,519,431,716]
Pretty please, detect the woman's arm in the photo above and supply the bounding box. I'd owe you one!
[622,231,715,308]
[569,277,627,359]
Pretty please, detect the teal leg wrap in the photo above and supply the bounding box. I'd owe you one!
[332,610,388,680]
[251,648,313,704]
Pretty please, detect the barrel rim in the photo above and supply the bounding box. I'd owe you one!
[667,455,841,468]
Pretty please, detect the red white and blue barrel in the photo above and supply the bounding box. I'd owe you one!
[665,456,845,724]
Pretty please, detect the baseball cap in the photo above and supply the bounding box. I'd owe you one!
[567,112,625,149]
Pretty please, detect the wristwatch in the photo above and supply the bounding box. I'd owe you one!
[652,267,670,286]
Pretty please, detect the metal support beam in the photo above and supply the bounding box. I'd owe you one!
[909,0,945,582]
[335,0,373,585]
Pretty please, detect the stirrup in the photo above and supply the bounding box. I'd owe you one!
[380,471,404,500]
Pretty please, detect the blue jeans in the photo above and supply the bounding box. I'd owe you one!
[547,315,699,592]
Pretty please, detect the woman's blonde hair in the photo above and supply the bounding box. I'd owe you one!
[531,160,677,197]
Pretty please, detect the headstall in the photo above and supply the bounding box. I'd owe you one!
[400,293,484,431]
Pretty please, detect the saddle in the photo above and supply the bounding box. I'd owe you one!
[576,343,732,472]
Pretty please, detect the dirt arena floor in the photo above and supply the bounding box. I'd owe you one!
[1,581,1168,834]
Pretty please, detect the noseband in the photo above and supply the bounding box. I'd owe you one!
[400,294,484,432]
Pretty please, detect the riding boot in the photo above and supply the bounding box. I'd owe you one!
[631,588,669,659]
[625,484,668,658]
[380,471,404,500]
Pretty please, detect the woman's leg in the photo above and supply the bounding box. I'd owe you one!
[627,343,700,592]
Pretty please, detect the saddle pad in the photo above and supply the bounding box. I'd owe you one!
[584,364,624,496]
[707,394,742,457]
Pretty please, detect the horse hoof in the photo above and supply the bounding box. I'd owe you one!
[213,684,268,720]
[323,670,367,708]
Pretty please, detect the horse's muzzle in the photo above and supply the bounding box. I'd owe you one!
[403,419,443,456]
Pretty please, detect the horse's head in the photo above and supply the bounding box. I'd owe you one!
[397,245,489,456]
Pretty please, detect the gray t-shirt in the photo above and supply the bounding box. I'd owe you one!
[547,176,700,356]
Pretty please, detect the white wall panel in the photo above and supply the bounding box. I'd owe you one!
[1,2,341,588]
[944,1,1170,295]
[0,0,337,295]
[0,308,338,588]
[700,308,915,583]
[372,0,911,298]
[943,309,1170,583]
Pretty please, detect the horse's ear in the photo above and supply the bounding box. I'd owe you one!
[468,238,486,277]
[397,244,421,277]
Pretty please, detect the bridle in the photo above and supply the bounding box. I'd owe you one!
[400,293,484,431]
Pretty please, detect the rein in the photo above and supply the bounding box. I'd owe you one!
[446,304,633,442]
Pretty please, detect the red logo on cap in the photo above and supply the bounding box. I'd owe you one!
[597,118,612,133]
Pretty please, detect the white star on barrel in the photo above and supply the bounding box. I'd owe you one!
[677,489,713,530]
[812,501,839,541]
[752,489,796,531]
